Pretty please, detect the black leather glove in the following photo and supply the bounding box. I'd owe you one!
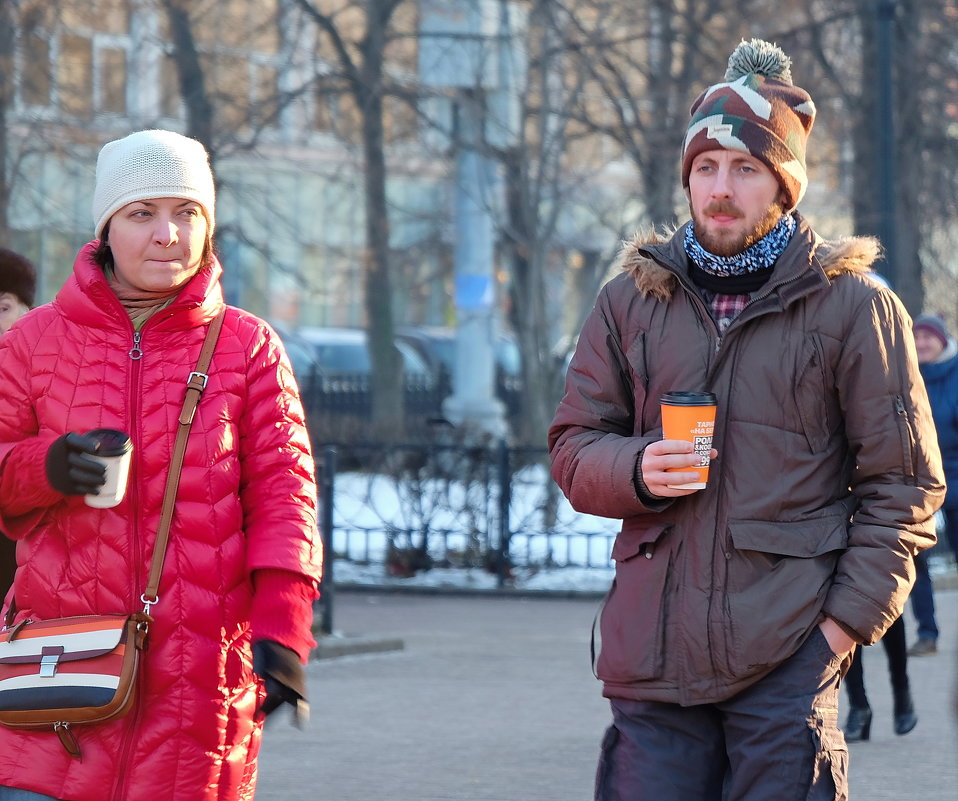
[252,639,309,727]
[45,433,107,496]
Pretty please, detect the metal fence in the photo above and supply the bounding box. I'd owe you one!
[297,368,523,424]
[315,439,619,631]
[298,370,448,421]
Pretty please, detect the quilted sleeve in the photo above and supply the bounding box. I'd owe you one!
[237,320,322,583]
[0,325,64,534]
[549,283,665,518]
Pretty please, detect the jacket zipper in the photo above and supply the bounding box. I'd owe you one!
[650,242,829,699]
[111,329,146,801]
[894,395,918,483]
[670,261,814,693]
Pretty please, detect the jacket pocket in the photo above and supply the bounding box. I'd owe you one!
[794,337,830,453]
[596,524,672,683]
[721,517,848,678]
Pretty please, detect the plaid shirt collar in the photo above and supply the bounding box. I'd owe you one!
[711,293,750,333]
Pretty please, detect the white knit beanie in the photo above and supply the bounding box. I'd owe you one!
[92,129,216,239]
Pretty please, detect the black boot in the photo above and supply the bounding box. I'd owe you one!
[893,689,917,735]
[842,705,872,742]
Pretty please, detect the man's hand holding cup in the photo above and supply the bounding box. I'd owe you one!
[641,438,720,498]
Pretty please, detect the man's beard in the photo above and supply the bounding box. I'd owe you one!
[692,199,785,257]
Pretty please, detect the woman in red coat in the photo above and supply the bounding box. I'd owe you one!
[0,130,322,801]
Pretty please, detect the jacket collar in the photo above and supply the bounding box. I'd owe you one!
[618,213,882,304]
[56,241,224,330]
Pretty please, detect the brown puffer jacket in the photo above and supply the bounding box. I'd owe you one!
[549,215,945,705]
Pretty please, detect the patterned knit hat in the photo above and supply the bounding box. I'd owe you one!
[682,39,816,211]
[92,129,216,239]
[0,247,36,307]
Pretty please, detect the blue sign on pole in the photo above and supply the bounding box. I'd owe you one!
[455,274,494,310]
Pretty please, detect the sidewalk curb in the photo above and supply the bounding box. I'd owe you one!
[311,632,405,660]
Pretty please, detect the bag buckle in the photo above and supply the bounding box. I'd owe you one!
[39,646,64,678]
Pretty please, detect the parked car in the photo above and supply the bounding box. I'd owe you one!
[265,319,322,383]
[291,327,442,423]
[297,327,435,390]
[395,325,522,416]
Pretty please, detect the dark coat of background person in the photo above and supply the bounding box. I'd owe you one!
[0,247,37,603]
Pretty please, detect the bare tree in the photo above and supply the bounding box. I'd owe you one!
[160,0,215,151]
[293,0,407,432]
[782,0,958,315]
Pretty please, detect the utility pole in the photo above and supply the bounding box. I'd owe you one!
[419,0,526,439]
[444,93,508,438]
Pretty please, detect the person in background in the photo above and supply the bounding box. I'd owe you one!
[0,129,322,801]
[908,313,958,656]
[0,248,37,603]
[841,615,916,741]
[0,248,35,336]
[549,38,943,800]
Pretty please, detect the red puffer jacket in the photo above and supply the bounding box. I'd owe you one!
[0,243,321,801]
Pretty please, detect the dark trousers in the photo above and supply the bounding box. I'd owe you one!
[843,615,908,707]
[910,553,939,641]
[595,627,849,801]
[909,507,958,641]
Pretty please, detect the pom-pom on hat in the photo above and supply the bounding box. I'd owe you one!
[0,248,36,307]
[913,314,951,349]
[92,129,216,239]
[682,39,816,211]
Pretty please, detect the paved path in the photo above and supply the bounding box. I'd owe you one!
[257,588,958,800]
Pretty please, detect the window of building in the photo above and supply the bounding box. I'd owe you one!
[62,0,129,35]
[312,87,362,141]
[160,52,182,118]
[21,33,52,107]
[59,33,93,118]
[98,46,127,113]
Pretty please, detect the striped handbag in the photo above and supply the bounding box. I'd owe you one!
[0,613,151,755]
[0,310,224,758]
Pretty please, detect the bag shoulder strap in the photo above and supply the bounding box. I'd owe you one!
[141,308,226,611]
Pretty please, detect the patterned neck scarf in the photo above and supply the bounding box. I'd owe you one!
[684,213,795,277]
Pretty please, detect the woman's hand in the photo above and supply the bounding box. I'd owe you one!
[44,433,107,496]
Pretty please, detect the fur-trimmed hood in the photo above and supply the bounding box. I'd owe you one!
[615,217,883,302]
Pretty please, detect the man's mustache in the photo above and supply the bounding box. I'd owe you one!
[703,201,743,217]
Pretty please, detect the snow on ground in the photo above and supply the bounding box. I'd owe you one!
[332,559,615,594]
[328,465,618,593]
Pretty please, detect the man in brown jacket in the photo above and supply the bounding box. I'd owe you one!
[549,39,944,801]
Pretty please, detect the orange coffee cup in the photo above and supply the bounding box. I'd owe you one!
[660,391,717,490]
